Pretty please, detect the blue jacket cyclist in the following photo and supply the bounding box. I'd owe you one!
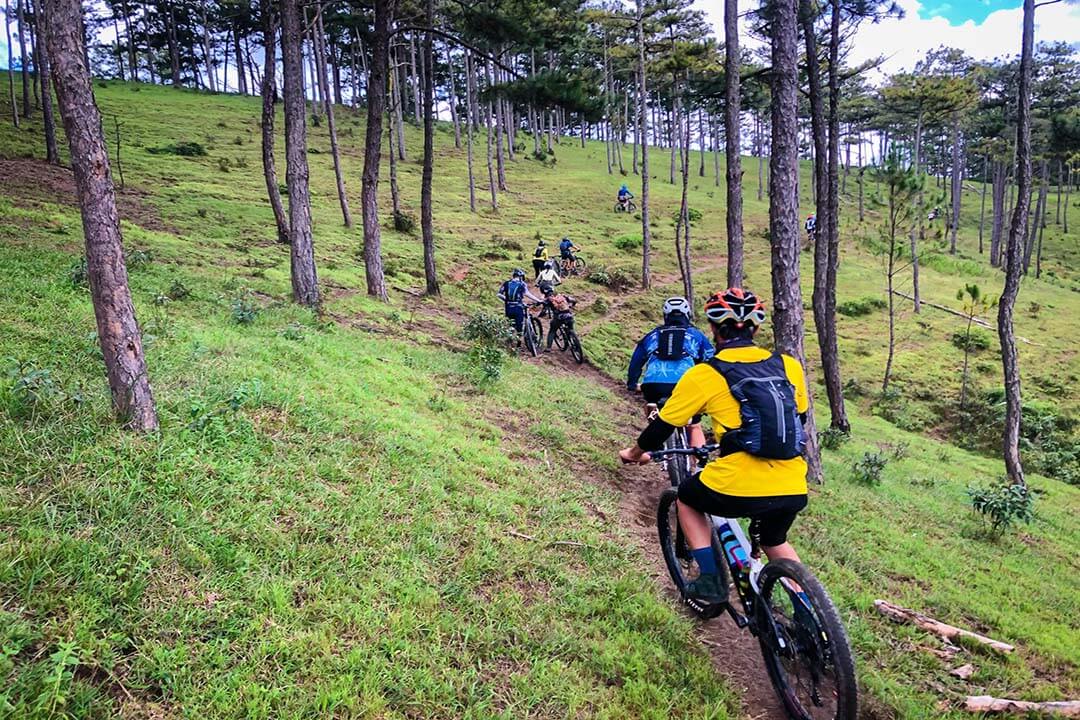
[497,268,541,334]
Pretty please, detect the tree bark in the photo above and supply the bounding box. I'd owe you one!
[361,0,393,301]
[419,0,439,296]
[201,2,217,92]
[990,160,1006,266]
[17,0,30,117]
[909,113,923,312]
[313,8,352,228]
[233,16,248,95]
[997,0,1033,487]
[1023,159,1047,274]
[725,0,743,287]
[32,0,57,164]
[949,119,962,254]
[770,0,821,481]
[464,49,476,212]
[387,52,402,218]
[873,601,1015,655]
[5,0,18,128]
[492,58,507,191]
[167,7,181,86]
[636,0,651,289]
[260,2,288,245]
[43,0,158,431]
[445,43,460,149]
[280,0,319,306]
[978,155,988,254]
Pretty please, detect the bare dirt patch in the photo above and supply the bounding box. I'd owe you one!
[0,159,177,234]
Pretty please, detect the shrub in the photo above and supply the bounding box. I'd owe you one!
[818,426,850,451]
[68,256,88,288]
[613,234,643,252]
[125,248,154,269]
[592,296,610,315]
[280,323,305,342]
[393,211,416,234]
[146,140,207,156]
[951,329,992,352]
[587,265,636,292]
[231,291,258,325]
[837,297,887,317]
[967,482,1034,534]
[165,280,192,301]
[2,358,61,419]
[462,312,516,386]
[851,451,887,486]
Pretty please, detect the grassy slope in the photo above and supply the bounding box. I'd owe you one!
[0,81,1078,719]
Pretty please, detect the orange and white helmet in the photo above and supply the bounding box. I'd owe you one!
[703,287,767,329]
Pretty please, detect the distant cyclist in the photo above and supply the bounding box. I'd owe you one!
[537,260,562,292]
[498,268,540,336]
[542,284,577,352]
[627,297,714,447]
[532,239,548,278]
[619,288,810,604]
[617,183,634,210]
[558,236,580,273]
[804,213,816,238]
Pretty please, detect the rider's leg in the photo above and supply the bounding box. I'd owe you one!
[676,499,713,549]
[762,542,801,563]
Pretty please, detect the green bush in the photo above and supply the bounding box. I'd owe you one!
[2,358,61,420]
[613,234,643,252]
[165,280,192,301]
[146,140,207,156]
[951,329,992,352]
[231,291,258,325]
[587,265,636,292]
[461,312,515,386]
[837,297,886,317]
[967,482,1034,534]
[818,426,850,451]
[393,211,416,234]
[851,451,887,485]
[68,256,88,288]
[125,248,154,269]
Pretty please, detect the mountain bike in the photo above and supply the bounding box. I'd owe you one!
[645,400,695,488]
[560,254,586,277]
[550,312,584,364]
[614,199,637,213]
[521,303,544,357]
[650,444,857,720]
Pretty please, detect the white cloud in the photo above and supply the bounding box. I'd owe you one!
[694,0,1080,80]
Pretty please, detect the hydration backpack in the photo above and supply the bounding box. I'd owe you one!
[654,326,688,361]
[534,246,545,259]
[708,354,805,460]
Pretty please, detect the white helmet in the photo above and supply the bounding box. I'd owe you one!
[663,296,691,318]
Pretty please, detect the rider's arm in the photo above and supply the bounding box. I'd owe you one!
[627,334,651,390]
[497,282,507,302]
[525,287,542,303]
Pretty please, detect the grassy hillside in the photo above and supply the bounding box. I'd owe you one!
[1,82,1078,719]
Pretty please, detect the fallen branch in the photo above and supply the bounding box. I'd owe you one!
[964,696,1080,717]
[392,284,425,298]
[506,530,592,550]
[873,600,1015,655]
[889,291,1043,346]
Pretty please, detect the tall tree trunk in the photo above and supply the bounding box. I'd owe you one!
[978,155,988,254]
[31,0,57,163]
[314,8,352,228]
[631,70,639,174]
[43,0,158,431]
[725,0,743,286]
[636,0,651,289]
[857,140,864,222]
[17,0,30,117]
[1064,166,1071,234]
[464,49,476,212]
[1023,160,1047,274]
[280,0,319,306]
[393,41,406,159]
[260,3,288,245]
[420,0,439,296]
[757,112,765,202]
[770,0,821,481]
[445,43,460,149]
[121,0,136,80]
[484,61,497,211]
[948,119,962,254]
[821,0,848,431]
[361,0,394,301]
[1054,158,1061,225]
[909,113,923,312]
[997,0,1033,487]
[5,0,18,128]
[676,97,694,308]
[233,17,248,95]
[990,161,1006,266]
[168,8,181,86]
[409,33,420,122]
[492,58,507,191]
[201,3,216,92]
[387,51,402,217]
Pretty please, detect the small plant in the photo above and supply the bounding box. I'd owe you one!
[68,256,88,288]
[613,234,643,251]
[967,482,1034,535]
[592,296,610,315]
[818,426,850,451]
[837,297,887,317]
[233,136,244,146]
[165,280,192,301]
[842,377,866,397]
[231,290,258,325]
[462,312,515,386]
[427,394,450,412]
[393,211,416,233]
[2,358,60,419]
[851,451,888,486]
[217,157,232,172]
[125,248,154,269]
[587,265,636,292]
[146,140,207,156]
[280,323,306,342]
[950,329,992,352]
[878,440,909,460]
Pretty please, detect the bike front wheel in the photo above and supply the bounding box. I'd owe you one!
[656,488,727,620]
[530,316,544,349]
[566,330,584,364]
[571,256,586,275]
[523,319,539,357]
[756,559,857,720]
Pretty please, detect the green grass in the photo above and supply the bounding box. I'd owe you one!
[1,81,1079,718]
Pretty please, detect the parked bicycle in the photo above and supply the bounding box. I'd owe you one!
[650,444,857,720]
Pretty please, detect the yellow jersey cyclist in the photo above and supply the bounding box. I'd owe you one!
[619,287,810,604]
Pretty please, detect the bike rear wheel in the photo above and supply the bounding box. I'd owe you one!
[523,318,539,357]
[614,202,625,213]
[656,488,727,620]
[553,325,569,351]
[756,559,857,720]
[566,330,584,364]
[530,316,544,349]
[662,429,693,487]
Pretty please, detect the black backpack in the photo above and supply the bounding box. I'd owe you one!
[534,246,545,259]
[654,326,688,361]
[707,354,805,460]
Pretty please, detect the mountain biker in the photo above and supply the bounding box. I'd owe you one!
[559,236,579,263]
[498,268,541,335]
[618,287,810,604]
[542,284,577,352]
[532,240,548,278]
[617,183,634,209]
[627,297,714,447]
[804,213,816,237]
[537,260,562,292]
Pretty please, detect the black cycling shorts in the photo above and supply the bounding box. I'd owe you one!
[677,473,807,548]
[641,382,701,425]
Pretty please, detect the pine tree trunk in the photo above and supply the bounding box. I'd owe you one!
[636,0,651,289]
[17,0,30,117]
[979,155,988,254]
[1064,166,1071,234]
[409,33,420,122]
[43,0,158,431]
[631,70,639,174]
[201,3,216,92]
[394,45,406,159]
[757,113,765,202]
[909,113,923,313]
[770,0,821,482]
[5,0,18,128]
[280,0,319,306]
[669,103,677,184]
[857,140,864,222]
[233,18,248,95]
[990,161,1006,266]
[33,0,57,164]
[725,0,743,286]
[314,8,351,228]
[464,49,476,212]
[387,93,401,217]
[1023,160,1047,274]
[997,0,1033,487]
[121,0,136,80]
[445,43,460,149]
[484,61,497,211]
[361,0,393,301]
[260,3,288,245]
[492,58,507,191]
[168,8,181,86]
[420,0,439,296]
[949,119,962,254]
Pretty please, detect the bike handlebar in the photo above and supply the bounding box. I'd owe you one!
[648,443,722,462]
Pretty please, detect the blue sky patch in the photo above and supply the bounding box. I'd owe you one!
[919,0,1022,24]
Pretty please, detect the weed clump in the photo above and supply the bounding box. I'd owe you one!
[837,297,886,317]
[147,140,207,156]
[393,211,416,234]
[68,256,88,288]
[231,290,258,325]
[587,265,636,292]
[950,329,992,352]
[967,482,1034,535]
[462,312,515,386]
[613,234,642,252]
[818,426,850,451]
[851,451,887,486]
